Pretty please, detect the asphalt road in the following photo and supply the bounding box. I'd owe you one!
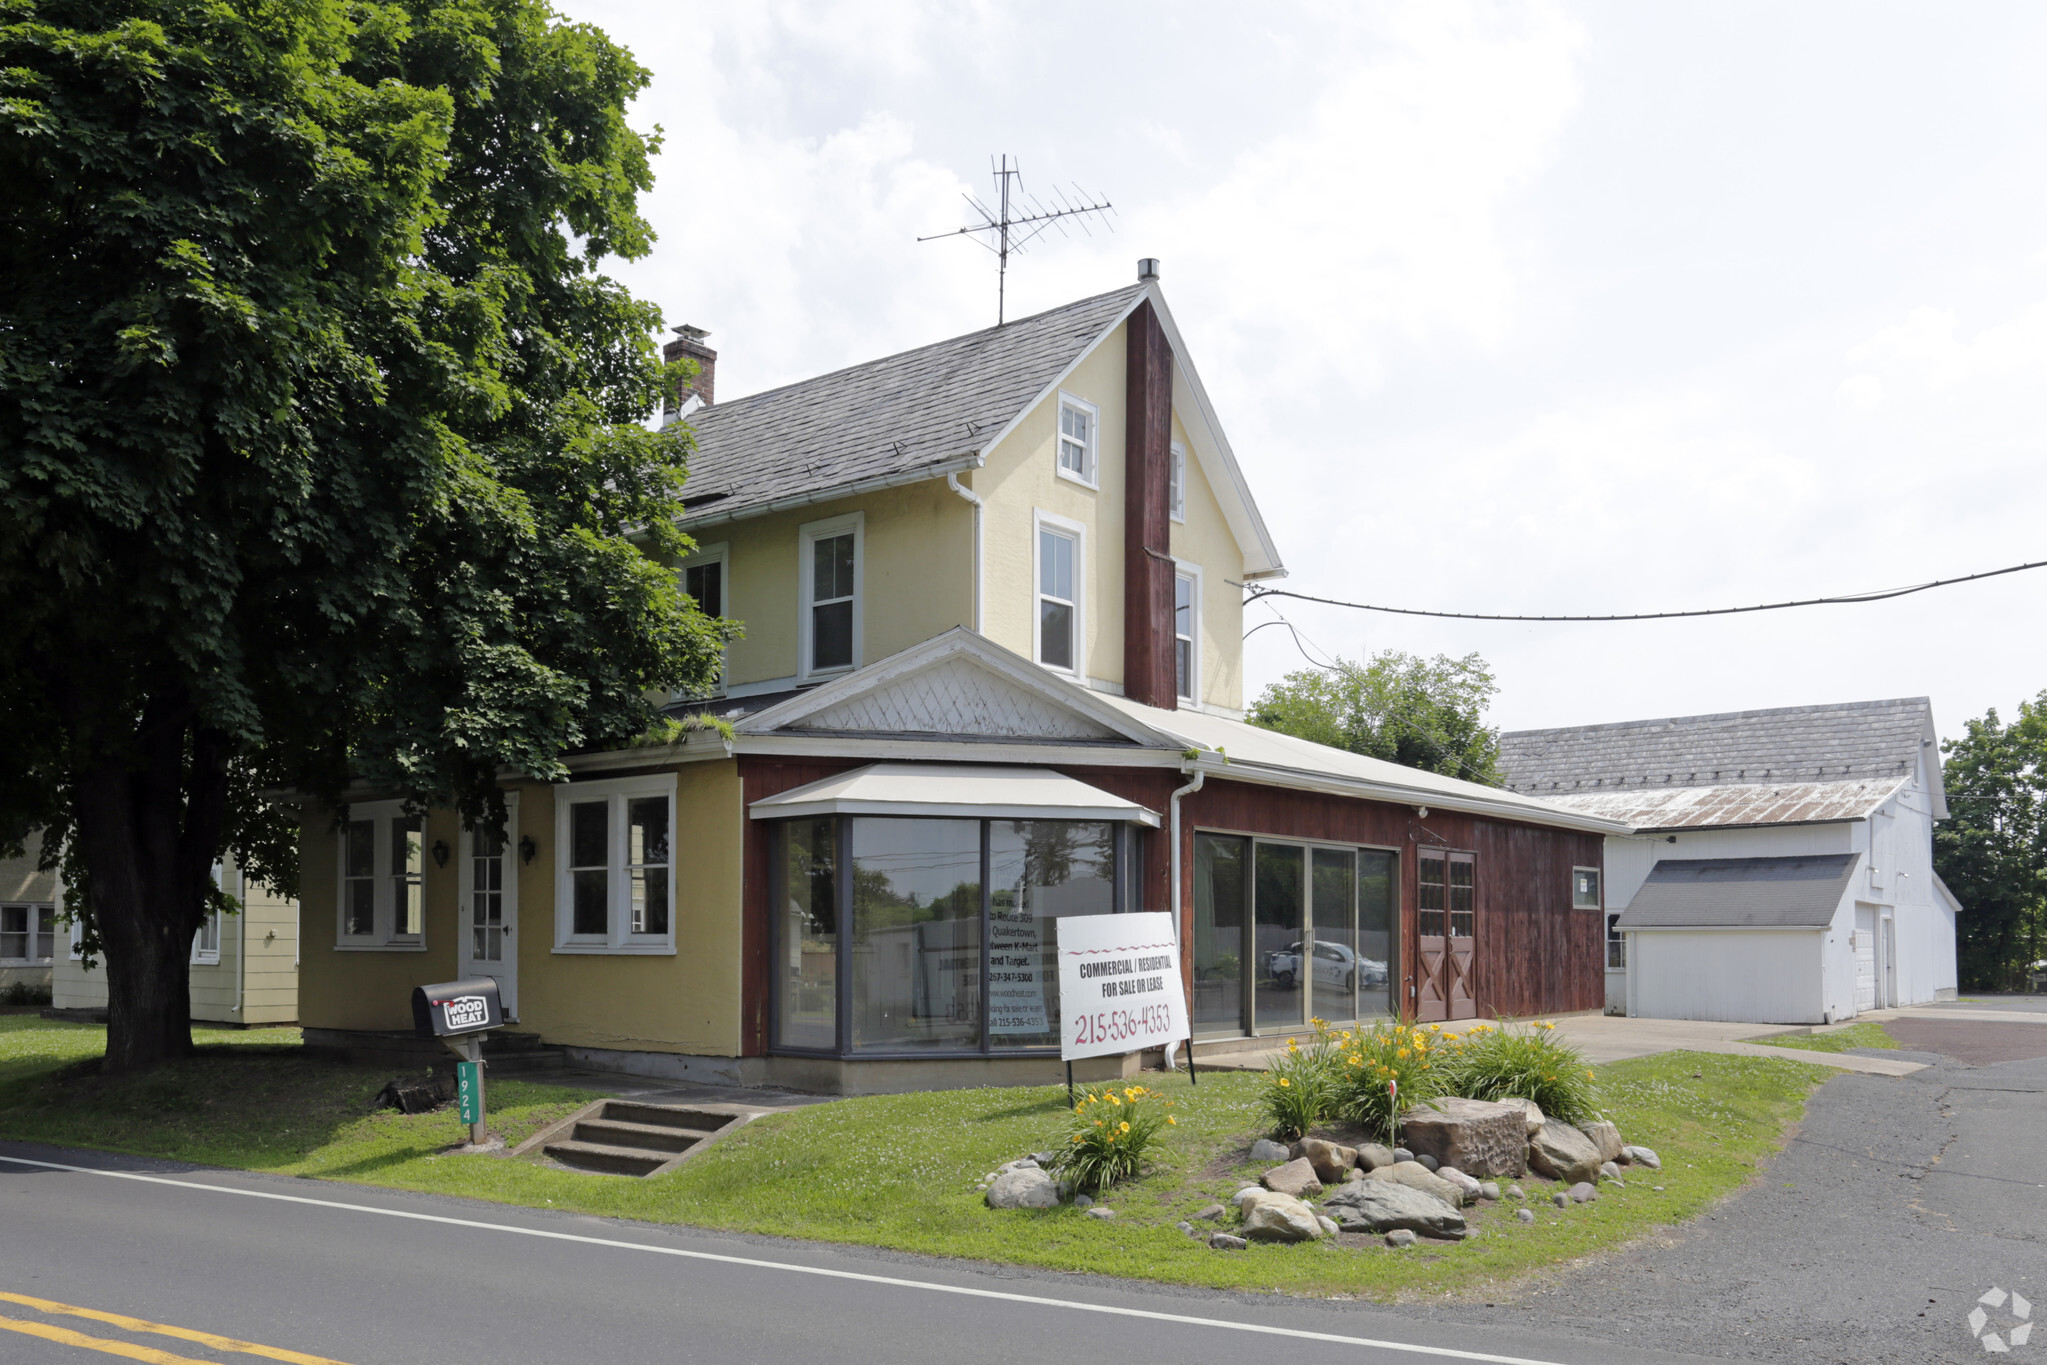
[0,1144,1727,1365]
[1416,1000,2047,1364]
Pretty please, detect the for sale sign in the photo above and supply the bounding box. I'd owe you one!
[1055,911,1190,1062]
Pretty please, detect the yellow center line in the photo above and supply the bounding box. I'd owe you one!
[0,1312,223,1364]
[0,1293,353,1365]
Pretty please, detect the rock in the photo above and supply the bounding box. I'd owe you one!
[1578,1120,1624,1164]
[1516,1207,1536,1223]
[985,1168,1060,1209]
[1415,1153,1440,1172]
[1568,1182,1598,1203]
[1291,1137,1357,1184]
[1478,1181,1500,1202]
[1551,1192,1570,1209]
[1249,1138,1292,1164]
[1401,1097,1531,1178]
[1193,1203,1226,1221]
[1032,1151,1055,1165]
[1498,1096,1547,1136]
[1653,1185,1665,1192]
[1528,1119,1605,1185]
[1341,1168,1365,1183]
[1074,1193,1094,1209]
[1365,1160,1468,1208]
[1385,1229,1419,1248]
[1354,1142,1397,1171]
[1505,1184,1525,1201]
[998,1158,1040,1173]
[1176,1220,1195,1235]
[1261,1157,1323,1199]
[1436,1166,1483,1199]
[1210,1233,1248,1251]
[1623,1144,1662,1170]
[1233,1185,1263,1206]
[1317,1216,1339,1237]
[1240,1190,1324,1243]
[1323,1179,1468,1238]
[1084,1206,1117,1220]
[1608,1176,1627,1188]
[1599,1161,1622,1182]
[1392,1147,1414,1163]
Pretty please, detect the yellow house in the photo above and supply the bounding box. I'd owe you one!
[0,836,60,1002]
[52,856,299,1026]
[296,266,1624,1097]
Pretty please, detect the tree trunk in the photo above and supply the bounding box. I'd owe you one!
[70,695,230,1074]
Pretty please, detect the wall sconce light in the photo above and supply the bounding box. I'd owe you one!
[431,839,450,868]
[519,835,538,865]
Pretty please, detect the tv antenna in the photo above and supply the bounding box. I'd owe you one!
[919,154,1115,325]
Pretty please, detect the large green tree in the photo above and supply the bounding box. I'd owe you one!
[1249,649,1502,784]
[0,0,727,1071]
[1934,695,2047,992]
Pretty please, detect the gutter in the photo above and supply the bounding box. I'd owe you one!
[679,456,983,532]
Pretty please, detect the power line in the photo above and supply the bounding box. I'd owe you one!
[1243,556,2047,624]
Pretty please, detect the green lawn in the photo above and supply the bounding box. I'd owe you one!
[1753,1021,1899,1053]
[0,1017,1834,1300]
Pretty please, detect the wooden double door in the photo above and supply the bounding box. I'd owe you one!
[1415,847,1476,1022]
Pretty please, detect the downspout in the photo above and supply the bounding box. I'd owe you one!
[947,472,983,634]
[1165,764,1205,1070]
[231,867,246,1023]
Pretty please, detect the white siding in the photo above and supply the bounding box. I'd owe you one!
[1626,929,1827,1023]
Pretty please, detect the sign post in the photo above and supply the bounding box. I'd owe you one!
[1055,911,1192,1092]
[411,978,503,1146]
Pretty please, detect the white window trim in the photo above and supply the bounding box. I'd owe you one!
[1169,441,1187,523]
[334,799,429,952]
[1054,391,1100,489]
[1,903,56,965]
[1173,560,1202,706]
[677,541,730,699]
[1032,508,1087,677]
[191,860,225,965]
[458,793,521,989]
[1573,865,1603,910]
[797,512,864,682]
[553,773,677,955]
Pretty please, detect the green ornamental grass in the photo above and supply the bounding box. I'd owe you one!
[1055,1083,1177,1193]
[1441,1020,1599,1123]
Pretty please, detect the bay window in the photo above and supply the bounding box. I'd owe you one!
[554,774,676,953]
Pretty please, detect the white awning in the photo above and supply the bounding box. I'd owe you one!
[747,763,1161,826]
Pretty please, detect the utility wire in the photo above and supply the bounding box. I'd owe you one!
[1243,557,2047,624]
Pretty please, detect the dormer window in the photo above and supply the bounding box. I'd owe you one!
[1169,443,1187,522]
[1056,394,1098,487]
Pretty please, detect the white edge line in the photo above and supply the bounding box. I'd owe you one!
[0,1153,1580,1365]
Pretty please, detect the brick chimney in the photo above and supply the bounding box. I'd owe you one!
[1122,264,1176,710]
[663,324,716,412]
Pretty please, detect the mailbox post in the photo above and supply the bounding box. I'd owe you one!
[411,978,503,1145]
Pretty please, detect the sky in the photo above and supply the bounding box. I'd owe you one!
[552,0,2047,744]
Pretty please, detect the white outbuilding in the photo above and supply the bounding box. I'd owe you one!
[1500,697,1959,1024]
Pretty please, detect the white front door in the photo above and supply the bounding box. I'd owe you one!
[1853,904,1877,1012]
[459,801,518,1019]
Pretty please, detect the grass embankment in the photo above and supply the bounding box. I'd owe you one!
[0,1017,1832,1299]
[1754,1021,1899,1053]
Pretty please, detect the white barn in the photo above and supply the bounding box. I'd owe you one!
[1500,698,1960,1024]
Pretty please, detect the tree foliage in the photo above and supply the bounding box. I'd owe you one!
[1249,650,1503,785]
[0,0,728,1069]
[1933,695,2047,992]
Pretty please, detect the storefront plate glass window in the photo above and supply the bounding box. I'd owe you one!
[851,818,982,1052]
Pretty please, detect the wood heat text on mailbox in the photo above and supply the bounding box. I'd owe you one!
[410,977,503,1039]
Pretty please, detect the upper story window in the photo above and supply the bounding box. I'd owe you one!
[799,513,862,679]
[1056,394,1098,487]
[336,801,426,950]
[0,905,54,963]
[554,774,676,954]
[1175,568,1199,702]
[1169,443,1187,522]
[1035,512,1083,674]
[679,543,729,698]
[1573,867,1602,910]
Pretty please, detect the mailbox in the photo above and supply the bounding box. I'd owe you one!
[411,977,503,1039]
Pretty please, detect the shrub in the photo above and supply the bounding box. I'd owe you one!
[1056,1083,1177,1193]
[1329,1019,1456,1145]
[1258,1026,1339,1140]
[1,981,53,1008]
[1441,1019,1599,1123]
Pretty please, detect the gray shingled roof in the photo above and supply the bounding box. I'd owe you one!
[1615,854,1859,929]
[1498,698,1937,797]
[673,286,1145,527]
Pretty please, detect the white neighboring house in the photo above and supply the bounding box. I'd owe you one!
[1500,698,1960,1024]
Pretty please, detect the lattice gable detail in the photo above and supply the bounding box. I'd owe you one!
[787,656,1123,740]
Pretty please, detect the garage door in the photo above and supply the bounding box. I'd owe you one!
[1854,905,1877,1011]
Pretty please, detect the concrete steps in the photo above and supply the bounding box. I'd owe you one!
[521,1099,747,1178]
